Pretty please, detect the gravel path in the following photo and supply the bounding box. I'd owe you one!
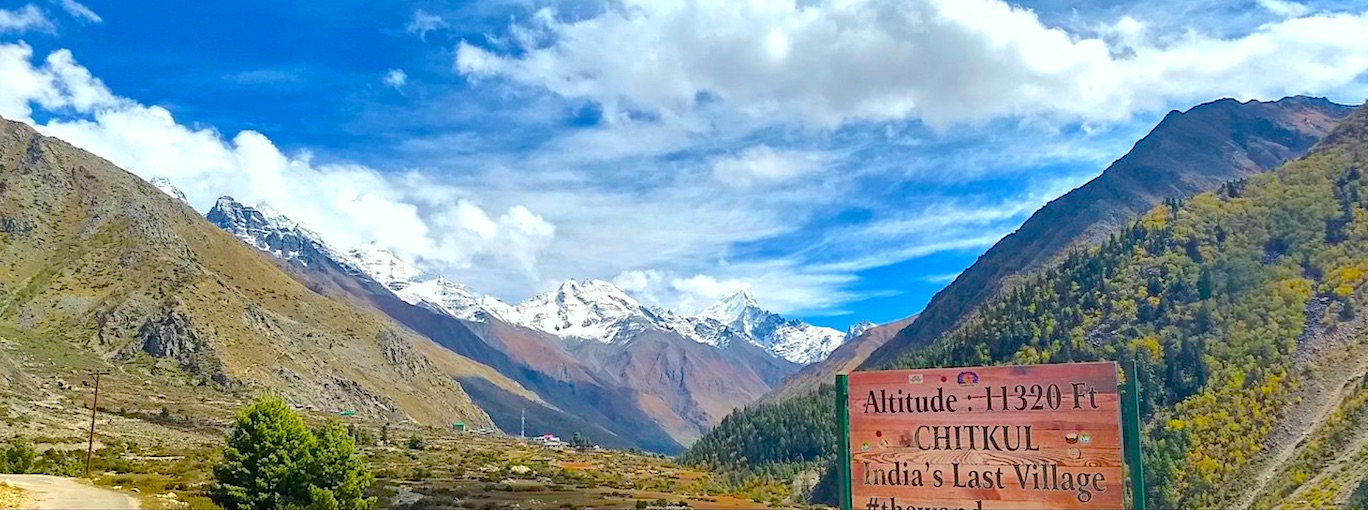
[0,475,139,509]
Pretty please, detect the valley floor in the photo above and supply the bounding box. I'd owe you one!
[0,374,805,510]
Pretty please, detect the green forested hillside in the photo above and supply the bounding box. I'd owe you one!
[685,104,1368,508]
[679,384,838,481]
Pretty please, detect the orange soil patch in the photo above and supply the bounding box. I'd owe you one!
[673,470,703,481]
[554,460,596,470]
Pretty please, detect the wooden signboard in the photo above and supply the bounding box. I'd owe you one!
[839,362,1125,510]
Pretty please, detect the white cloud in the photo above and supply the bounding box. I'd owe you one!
[10,0,1362,322]
[613,266,857,315]
[0,43,556,286]
[1259,0,1311,18]
[406,9,446,40]
[0,5,54,33]
[55,0,100,23]
[921,272,963,285]
[0,44,120,121]
[383,68,408,90]
[711,145,823,188]
[456,0,1368,128]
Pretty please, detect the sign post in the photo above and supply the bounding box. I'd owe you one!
[1121,360,1146,510]
[839,362,1126,510]
[838,374,853,510]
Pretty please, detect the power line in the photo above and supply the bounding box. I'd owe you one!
[84,370,110,478]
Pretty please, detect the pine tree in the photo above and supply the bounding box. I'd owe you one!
[211,397,375,510]
[307,423,375,510]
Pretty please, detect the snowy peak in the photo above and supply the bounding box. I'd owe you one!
[342,244,505,322]
[205,197,505,322]
[697,289,760,325]
[203,194,855,363]
[688,291,847,365]
[508,279,652,342]
[347,244,425,289]
[205,195,334,261]
[846,320,876,340]
[149,177,187,203]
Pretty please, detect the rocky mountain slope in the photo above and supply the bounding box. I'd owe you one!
[0,116,496,429]
[864,95,1355,368]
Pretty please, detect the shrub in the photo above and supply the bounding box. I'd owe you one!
[0,438,36,474]
[405,435,425,451]
[210,396,375,510]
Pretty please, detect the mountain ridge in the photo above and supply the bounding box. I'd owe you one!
[864,95,1356,368]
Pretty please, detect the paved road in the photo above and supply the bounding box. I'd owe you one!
[0,475,139,509]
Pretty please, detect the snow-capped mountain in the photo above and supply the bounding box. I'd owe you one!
[205,196,508,321]
[206,196,340,263]
[198,193,830,449]
[691,289,848,365]
[504,279,658,342]
[150,177,188,203]
[846,320,876,339]
[344,244,510,321]
[203,195,855,363]
[485,281,848,363]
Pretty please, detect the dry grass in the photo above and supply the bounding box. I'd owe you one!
[0,482,30,509]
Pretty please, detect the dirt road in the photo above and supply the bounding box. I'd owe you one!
[0,475,139,509]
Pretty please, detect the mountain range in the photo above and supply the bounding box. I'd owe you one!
[200,193,862,451]
[207,194,848,364]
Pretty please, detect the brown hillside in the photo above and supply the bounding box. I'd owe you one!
[0,117,493,429]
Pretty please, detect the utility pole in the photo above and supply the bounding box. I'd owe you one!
[84,370,109,478]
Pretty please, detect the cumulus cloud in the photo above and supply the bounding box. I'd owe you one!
[55,0,100,23]
[383,68,408,90]
[0,5,54,33]
[456,0,1368,128]
[0,44,120,121]
[0,42,556,285]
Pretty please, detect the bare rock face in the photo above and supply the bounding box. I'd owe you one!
[377,328,432,379]
[133,310,229,386]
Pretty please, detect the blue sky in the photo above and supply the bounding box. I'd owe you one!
[3,0,1368,330]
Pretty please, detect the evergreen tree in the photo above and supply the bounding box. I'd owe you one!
[211,397,375,510]
[307,423,375,510]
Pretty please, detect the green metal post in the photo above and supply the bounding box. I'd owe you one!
[1122,359,1147,510]
[837,374,853,510]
